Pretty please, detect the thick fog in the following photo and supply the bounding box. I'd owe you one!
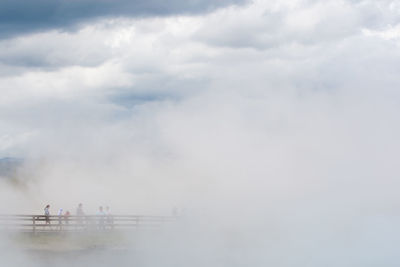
[1,0,400,266]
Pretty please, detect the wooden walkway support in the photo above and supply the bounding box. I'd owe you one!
[0,214,176,233]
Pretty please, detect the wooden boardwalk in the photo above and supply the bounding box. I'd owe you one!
[0,214,176,233]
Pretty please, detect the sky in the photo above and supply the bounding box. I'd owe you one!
[1,0,400,266]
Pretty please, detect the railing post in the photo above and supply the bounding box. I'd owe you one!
[32,216,36,234]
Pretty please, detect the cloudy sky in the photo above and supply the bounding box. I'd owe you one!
[1,0,400,159]
[1,0,400,265]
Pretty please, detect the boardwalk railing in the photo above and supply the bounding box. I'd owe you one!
[0,214,176,233]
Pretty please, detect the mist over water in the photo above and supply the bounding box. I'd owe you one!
[2,0,400,266]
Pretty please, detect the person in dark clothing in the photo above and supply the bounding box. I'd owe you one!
[44,204,51,225]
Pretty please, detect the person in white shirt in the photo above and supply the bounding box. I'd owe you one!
[57,208,63,230]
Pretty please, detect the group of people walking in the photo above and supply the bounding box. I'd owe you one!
[43,203,113,230]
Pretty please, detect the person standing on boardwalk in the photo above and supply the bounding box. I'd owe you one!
[64,210,71,225]
[76,203,85,229]
[57,208,63,230]
[44,204,51,225]
[105,206,114,229]
[76,203,85,216]
[96,206,106,230]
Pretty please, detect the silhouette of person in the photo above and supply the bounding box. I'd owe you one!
[44,204,51,225]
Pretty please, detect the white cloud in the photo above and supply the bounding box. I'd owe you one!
[363,23,400,41]
[1,1,400,265]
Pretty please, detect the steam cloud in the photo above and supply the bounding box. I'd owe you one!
[1,0,400,266]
